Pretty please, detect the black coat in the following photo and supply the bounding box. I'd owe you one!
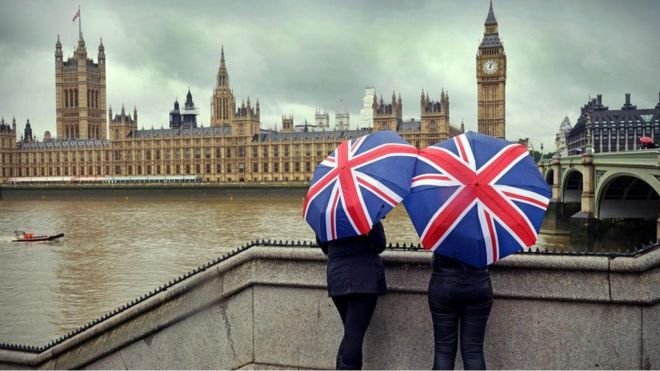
[316,222,388,297]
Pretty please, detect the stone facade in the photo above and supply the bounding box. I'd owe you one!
[0,46,463,183]
[55,34,107,140]
[566,93,660,155]
[477,1,506,139]
[0,118,17,181]
[3,6,516,183]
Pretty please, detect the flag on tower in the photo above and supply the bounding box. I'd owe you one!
[73,9,80,22]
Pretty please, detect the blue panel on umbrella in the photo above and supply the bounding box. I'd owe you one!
[435,204,486,266]
[305,183,335,241]
[494,219,524,260]
[310,160,333,184]
[334,201,355,239]
[404,185,461,237]
[358,186,395,226]
[496,158,551,196]
[511,200,548,232]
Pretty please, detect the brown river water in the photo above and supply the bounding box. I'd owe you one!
[0,188,568,345]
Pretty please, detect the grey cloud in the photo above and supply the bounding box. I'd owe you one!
[0,0,658,149]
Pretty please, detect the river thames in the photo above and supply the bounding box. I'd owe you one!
[0,188,570,345]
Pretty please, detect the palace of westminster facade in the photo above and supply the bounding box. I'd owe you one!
[0,3,506,183]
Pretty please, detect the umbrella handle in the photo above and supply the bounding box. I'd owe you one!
[375,205,386,221]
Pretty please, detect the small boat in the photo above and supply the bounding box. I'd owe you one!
[12,231,64,242]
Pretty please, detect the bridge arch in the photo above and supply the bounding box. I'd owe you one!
[561,169,583,203]
[544,168,554,186]
[595,172,660,219]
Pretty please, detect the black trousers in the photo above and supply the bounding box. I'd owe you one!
[428,269,493,370]
[331,294,379,370]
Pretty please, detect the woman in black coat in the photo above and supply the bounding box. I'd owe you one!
[316,221,387,370]
[428,254,493,369]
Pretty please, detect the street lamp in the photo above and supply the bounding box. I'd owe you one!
[585,113,593,155]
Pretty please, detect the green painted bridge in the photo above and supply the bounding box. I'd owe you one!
[539,149,660,243]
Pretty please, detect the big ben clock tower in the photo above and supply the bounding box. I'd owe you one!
[477,0,506,139]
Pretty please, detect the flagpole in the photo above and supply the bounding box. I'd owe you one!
[78,5,82,40]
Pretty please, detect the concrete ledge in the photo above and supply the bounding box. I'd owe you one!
[0,245,658,370]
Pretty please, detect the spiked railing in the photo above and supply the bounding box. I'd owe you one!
[0,239,657,353]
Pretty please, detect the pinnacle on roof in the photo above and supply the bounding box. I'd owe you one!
[485,0,497,25]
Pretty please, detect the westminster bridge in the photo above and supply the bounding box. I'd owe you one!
[539,149,660,247]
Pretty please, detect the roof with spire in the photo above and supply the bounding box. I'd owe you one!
[485,0,497,25]
[479,31,502,49]
[479,1,503,49]
[184,89,195,110]
[110,104,136,124]
[0,117,14,133]
[216,45,230,87]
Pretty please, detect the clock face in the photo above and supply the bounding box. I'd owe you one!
[482,59,498,74]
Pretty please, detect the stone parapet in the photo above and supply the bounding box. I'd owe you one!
[0,244,657,369]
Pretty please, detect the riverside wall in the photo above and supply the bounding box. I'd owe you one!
[0,244,657,370]
[0,183,307,200]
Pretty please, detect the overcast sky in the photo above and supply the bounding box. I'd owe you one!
[0,0,658,150]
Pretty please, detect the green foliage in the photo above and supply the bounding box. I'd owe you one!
[530,150,555,162]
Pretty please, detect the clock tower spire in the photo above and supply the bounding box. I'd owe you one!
[477,0,506,139]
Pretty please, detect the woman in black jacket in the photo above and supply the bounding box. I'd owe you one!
[428,254,493,370]
[316,221,387,370]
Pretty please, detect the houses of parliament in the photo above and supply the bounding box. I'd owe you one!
[0,3,506,184]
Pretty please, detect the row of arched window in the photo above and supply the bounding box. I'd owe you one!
[87,89,100,109]
[64,88,100,108]
[64,89,78,108]
[64,124,102,139]
[64,124,80,139]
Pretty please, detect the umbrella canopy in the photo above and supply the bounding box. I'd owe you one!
[639,136,654,144]
[403,132,551,268]
[303,130,417,242]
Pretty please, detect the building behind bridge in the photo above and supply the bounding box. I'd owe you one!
[566,93,660,155]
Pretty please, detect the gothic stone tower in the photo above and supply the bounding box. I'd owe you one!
[210,46,236,128]
[314,109,329,131]
[477,0,506,139]
[55,33,107,140]
[420,89,450,148]
[372,92,402,132]
[282,115,294,132]
[0,117,17,179]
[109,105,138,141]
[233,97,260,137]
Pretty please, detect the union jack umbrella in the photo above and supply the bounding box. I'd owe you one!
[303,131,417,242]
[403,132,551,268]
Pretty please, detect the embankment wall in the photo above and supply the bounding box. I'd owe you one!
[0,246,657,369]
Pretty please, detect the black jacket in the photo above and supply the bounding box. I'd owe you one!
[316,222,388,297]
